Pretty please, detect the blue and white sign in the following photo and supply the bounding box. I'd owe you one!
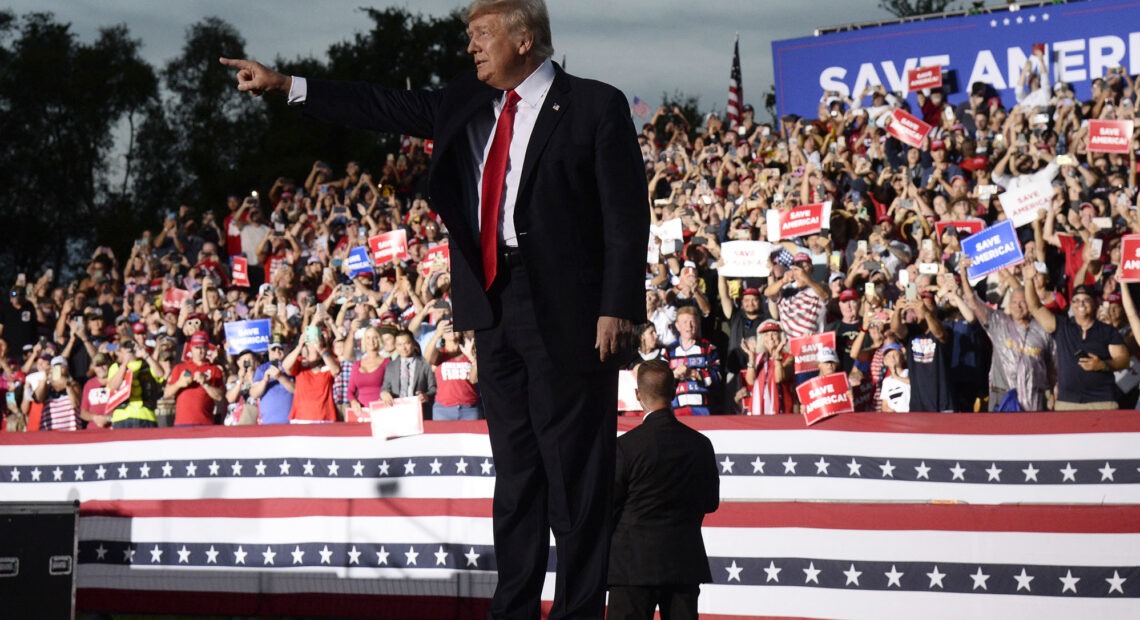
[223,319,272,355]
[346,246,373,278]
[962,219,1024,284]
[772,0,1140,118]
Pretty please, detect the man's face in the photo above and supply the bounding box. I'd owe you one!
[675,314,698,340]
[840,298,859,322]
[741,294,760,314]
[1007,290,1029,322]
[396,335,416,358]
[467,12,526,90]
[190,344,206,363]
[269,345,284,360]
[1071,294,1095,321]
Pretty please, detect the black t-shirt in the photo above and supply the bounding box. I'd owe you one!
[905,322,954,412]
[726,308,769,374]
[1,297,37,351]
[1053,316,1124,404]
[827,319,864,373]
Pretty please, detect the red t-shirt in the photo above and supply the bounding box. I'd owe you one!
[288,358,339,423]
[170,361,223,426]
[224,212,247,258]
[433,351,478,407]
[1058,233,1094,296]
[81,376,110,431]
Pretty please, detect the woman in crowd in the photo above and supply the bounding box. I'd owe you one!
[425,319,480,421]
[346,326,391,422]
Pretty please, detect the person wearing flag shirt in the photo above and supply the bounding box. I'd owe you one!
[743,319,794,415]
[766,253,829,384]
[33,356,81,431]
[668,306,721,416]
[891,294,954,412]
[165,331,225,426]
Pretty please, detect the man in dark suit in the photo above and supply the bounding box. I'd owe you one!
[608,359,719,620]
[221,1,648,618]
[379,329,436,419]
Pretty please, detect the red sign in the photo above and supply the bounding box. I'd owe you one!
[935,220,985,239]
[768,202,828,241]
[1120,234,1140,283]
[789,331,837,374]
[907,65,943,92]
[368,230,409,265]
[886,108,934,149]
[105,368,133,412]
[163,288,192,312]
[231,257,250,288]
[795,372,853,426]
[1088,119,1134,154]
[424,140,435,156]
[418,244,451,277]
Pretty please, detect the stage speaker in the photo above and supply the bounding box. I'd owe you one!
[0,502,79,620]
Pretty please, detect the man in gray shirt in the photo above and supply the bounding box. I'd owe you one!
[958,257,1054,411]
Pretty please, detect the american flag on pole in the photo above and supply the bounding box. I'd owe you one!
[4,413,1140,618]
[726,35,743,125]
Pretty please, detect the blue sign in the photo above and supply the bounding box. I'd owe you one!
[771,0,1139,118]
[346,246,373,277]
[962,220,1024,282]
[223,319,272,355]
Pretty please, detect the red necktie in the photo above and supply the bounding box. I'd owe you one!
[480,90,521,289]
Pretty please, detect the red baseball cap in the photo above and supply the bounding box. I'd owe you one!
[838,288,860,302]
[189,331,210,347]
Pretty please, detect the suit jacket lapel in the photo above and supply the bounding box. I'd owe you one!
[516,64,571,207]
[430,82,497,261]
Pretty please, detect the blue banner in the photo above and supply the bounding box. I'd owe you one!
[771,0,1140,118]
[962,219,1024,282]
[346,246,373,277]
[223,319,272,355]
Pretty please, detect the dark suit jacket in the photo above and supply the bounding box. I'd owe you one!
[303,65,649,371]
[380,356,435,399]
[608,409,720,586]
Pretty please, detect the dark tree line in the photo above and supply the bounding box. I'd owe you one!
[0,7,468,279]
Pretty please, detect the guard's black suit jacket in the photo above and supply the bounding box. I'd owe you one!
[608,409,720,586]
[303,65,649,371]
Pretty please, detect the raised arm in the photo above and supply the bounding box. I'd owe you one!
[1020,260,1056,333]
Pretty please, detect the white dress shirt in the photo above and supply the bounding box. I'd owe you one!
[288,59,556,248]
[469,59,554,247]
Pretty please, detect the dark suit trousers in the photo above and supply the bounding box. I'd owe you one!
[606,585,700,620]
[476,262,618,620]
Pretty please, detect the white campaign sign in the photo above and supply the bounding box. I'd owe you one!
[997,178,1052,228]
[720,241,776,278]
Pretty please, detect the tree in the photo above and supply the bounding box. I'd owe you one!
[0,11,156,276]
[266,7,470,174]
[878,0,960,18]
[131,17,268,221]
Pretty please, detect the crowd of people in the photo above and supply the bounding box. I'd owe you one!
[2,55,1140,431]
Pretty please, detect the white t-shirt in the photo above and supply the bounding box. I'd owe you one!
[881,371,910,412]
